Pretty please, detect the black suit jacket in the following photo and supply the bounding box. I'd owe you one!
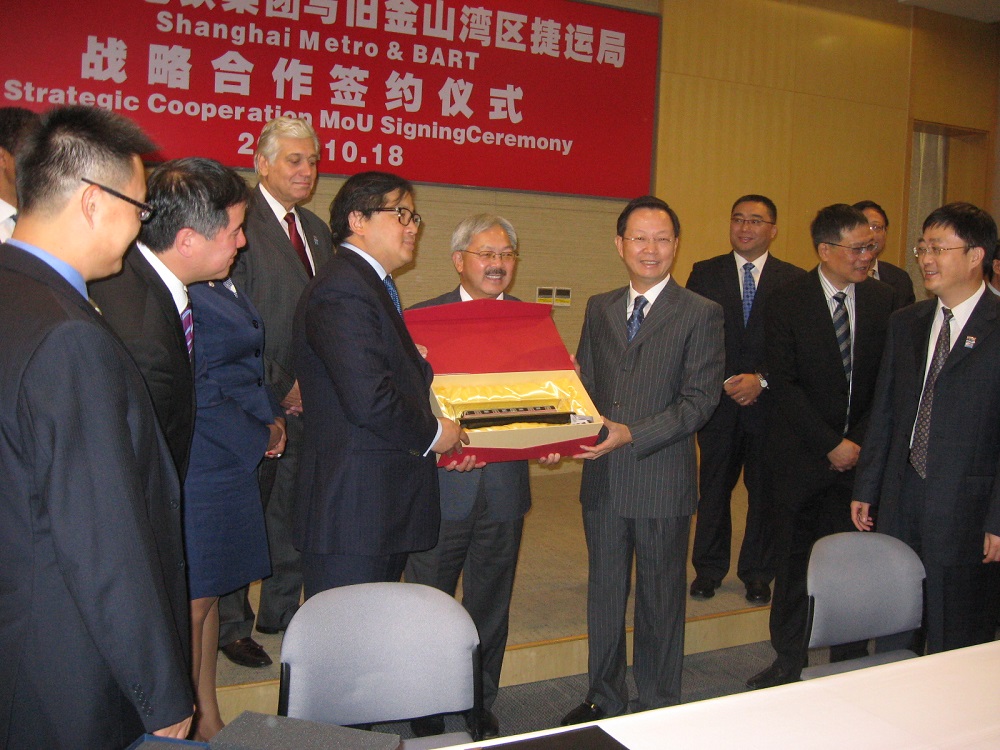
[90,244,195,477]
[0,244,192,748]
[293,248,441,555]
[231,185,334,400]
[876,259,917,308]
[765,268,895,475]
[854,290,1000,565]
[409,287,531,522]
[687,252,805,435]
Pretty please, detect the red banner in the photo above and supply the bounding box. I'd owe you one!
[4,0,659,199]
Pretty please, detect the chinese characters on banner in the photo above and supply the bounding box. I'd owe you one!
[4,0,659,198]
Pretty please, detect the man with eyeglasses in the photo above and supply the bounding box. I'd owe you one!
[562,196,724,724]
[687,194,805,606]
[217,117,334,671]
[292,170,468,597]
[403,213,546,739]
[0,106,193,747]
[852,202,1000,654]
[747,203,895,690]
[852,200,916,307]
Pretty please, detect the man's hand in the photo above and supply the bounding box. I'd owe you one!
[827,439,860,472]
[984,533,1000,563]
[415,343,429,359]
[152,714,193,740]
[281,380,303,416]
[266,417,287,458]
[432,418,467,455]
[575,419,631,460]
[723,373,763,407]
[538,453,561,466]
[443,453,486,472]
[851,500,874,531]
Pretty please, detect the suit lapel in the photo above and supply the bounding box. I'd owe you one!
[908,301,936,381]
[250,187,312,284]
[599,287,630,349]
[631,277,681,346]
[130,247,190,368]
[720,254,748,325]
[941,291,1000,377]
[805,270,843,366]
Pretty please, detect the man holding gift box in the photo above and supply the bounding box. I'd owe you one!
[562,196,725,724]
[405,213,532,739]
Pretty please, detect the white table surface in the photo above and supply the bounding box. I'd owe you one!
[453,641,1000,749]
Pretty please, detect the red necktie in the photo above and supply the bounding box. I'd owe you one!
[284,211,312,277]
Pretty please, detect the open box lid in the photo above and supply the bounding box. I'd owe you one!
[404,299,573,375]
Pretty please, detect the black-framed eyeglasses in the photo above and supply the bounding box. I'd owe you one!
[913,244,970,258]
[730,217,775,228]
[81,178,155,222]
[372,206,422,227]
[825,241,877,256]
[462,249,519,263]
[622,236,677,248]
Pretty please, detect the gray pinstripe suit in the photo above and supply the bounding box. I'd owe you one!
[577,277,724,714]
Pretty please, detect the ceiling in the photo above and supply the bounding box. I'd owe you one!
[898,0,1000,23]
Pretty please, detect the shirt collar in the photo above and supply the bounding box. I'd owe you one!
[629,274,670,311]
[733,250,769,273]
[7,238,88,298]
[818,266,855,301]
[459,285,503,302]
[259,183,295,224]
[137,242,189,315]
[341,241,388,280]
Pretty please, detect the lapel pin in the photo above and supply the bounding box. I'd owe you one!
[965,335,976,348]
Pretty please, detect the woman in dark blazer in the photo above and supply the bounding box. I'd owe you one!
[184,277,286,739]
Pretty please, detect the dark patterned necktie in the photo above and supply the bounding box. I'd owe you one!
[910,307,953,479]
[284,211,313,277]
[627,295,647,342]
[383,275,402,315]
[832,292,851,381]
[742,262,756,325]
[181,302,194,360]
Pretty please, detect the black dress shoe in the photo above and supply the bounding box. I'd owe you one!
[410,714,445,737]
[746,660,799,690]
[745,581,772,605]
[689,576,721,600]
[219,637,272,668]
[560,701,606,726]
[467,708,499,739]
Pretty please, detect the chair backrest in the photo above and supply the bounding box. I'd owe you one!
[278,582,481,727]
[806,532,925,649]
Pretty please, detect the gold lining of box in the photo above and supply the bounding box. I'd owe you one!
[432,378,591,431]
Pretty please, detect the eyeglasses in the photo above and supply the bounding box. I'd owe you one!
[372,206,422,227]
[81,178,155,222]
[462,249,519,263]
[869,224,887,234]
[825,241,878,256]
[730,217,775,228]
[622,236,677,248]
[912,244,969,258]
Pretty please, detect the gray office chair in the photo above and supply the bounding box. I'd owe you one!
[278,582,483,749]
[801,531,925,680]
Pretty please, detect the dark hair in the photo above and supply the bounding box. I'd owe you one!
[922,202,998,275]
[0,107,41,156]
[16,106,155,216]
[139,158,250,252]
[810,204,869,251]
[616,195,680,238]
[731,194,777,223]
[852,200,888,229]
[329,171,414,245]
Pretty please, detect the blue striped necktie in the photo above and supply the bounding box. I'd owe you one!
[742,262,756,325]
[832,291,851,381]
[627,295,647,342]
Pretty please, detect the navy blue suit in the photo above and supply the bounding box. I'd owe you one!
[293,247,440,594]
[184,280,280,599]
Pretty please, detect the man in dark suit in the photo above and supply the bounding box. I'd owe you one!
[562,196,724,724]
[853,200,916,307]
[747,204,895,690]
[91,157,252,479]
[852,202,1000,653]
[687,194,805,605]
[293,170,466,596]
[405,213,551,738]
[0,106,193,748]
[219,117,334,668]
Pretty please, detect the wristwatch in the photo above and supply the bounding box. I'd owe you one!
[756,372,768,389]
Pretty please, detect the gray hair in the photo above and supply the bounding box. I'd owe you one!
[255,116,319,171]
[451,213,518,254]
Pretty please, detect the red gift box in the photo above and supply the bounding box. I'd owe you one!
[404,299,602,464]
